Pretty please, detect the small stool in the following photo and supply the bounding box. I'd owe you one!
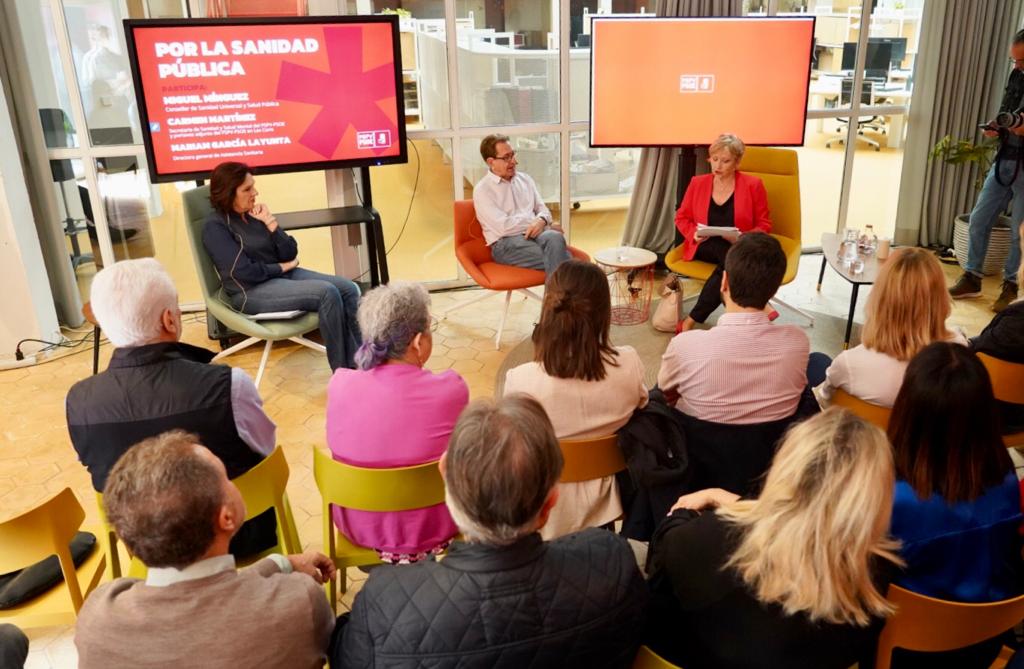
[594,247,658,326]
[83,302,101,375]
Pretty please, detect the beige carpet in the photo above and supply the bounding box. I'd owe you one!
[494,298,854,395]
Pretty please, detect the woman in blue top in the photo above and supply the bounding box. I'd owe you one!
[201,162,361,370]
[887,341,1022,668]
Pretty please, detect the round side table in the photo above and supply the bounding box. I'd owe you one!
[594,246,658,326]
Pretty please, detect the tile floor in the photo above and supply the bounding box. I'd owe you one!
[2,254,1008,668]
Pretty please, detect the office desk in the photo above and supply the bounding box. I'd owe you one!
[808,79,912,148]
[277,205,390,287]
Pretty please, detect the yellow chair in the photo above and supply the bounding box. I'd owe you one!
[0,488,107,629]
[665,146,812,324]
[874,584,1024,669]
[312,446,448,608]
[977,353,1024,448]
[831,388,892,431]
[96,446,302,579]
[558,435,626,483]
[632,645,682,668]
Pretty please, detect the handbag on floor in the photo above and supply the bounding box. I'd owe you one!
[652,274,684,332]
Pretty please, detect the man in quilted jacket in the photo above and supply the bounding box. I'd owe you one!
[336,394,648,668]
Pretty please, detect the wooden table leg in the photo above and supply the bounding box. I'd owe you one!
[817,256,827,292]
[844,283,860,350]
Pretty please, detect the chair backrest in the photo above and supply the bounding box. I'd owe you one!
[831,388,892,431]
[232,446,301,554]
[559,435,626,483]
[453,199,492,267]
[181,185,223,302]
[632,645,682,669]
[978,352,1024,405]
[312,446,447,512]
[874,584,1024,669]
[0,489,88,610]
[740,147,801,243]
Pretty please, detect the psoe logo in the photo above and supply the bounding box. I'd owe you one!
[679,74,715,94]
[357,130,392,149]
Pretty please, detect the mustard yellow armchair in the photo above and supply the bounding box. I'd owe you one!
[665,146,813,325]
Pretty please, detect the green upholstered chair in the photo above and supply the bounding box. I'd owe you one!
[665,146,813,325]
[182,186,325,386]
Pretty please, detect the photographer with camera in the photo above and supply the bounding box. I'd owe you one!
[949,29,1024,312]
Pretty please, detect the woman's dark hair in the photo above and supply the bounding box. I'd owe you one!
[532,260,618,381]
[888,342,1011,503]
[208,161,251,214]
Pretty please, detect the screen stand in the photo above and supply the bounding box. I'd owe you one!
[673,145,699,248]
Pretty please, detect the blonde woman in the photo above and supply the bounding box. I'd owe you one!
[815,247,966,408]
[646,408,902,669]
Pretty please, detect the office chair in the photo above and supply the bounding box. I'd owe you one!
[826,79,885,151]
[38,108,94,269]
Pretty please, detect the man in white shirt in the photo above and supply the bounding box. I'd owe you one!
[472,134,571,276]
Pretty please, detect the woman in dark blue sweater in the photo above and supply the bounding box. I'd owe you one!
[201,162,361,370]
[887,342,1023,668]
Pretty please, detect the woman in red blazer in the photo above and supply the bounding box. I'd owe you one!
[674,134,773,331]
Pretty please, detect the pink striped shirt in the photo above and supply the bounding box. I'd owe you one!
[658,312,809,424]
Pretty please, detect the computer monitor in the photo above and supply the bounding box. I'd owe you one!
[841,41,893,72]
[871,37,907,68]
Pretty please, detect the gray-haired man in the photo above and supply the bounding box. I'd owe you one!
[336,395,648,668]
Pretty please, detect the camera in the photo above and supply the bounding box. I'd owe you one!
[993,110,1024,130]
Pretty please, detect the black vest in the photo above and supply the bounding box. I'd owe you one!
[66,342,263,491]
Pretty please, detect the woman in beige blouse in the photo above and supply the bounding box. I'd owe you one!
[504,259,648,539]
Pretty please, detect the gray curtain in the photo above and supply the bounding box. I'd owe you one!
[620,0,743,253]
[895,0,1024,247]
[1,2,84,325]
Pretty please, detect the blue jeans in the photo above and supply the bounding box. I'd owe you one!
[966,158,1024,282]
[491,229,571,276]
[232,267,361,370]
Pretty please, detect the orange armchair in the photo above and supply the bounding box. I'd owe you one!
[446,200,589,349]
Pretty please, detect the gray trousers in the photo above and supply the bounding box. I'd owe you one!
[491,230,571,276]
[0,624,28,669]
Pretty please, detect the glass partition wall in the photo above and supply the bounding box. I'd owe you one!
[20,0,926,309]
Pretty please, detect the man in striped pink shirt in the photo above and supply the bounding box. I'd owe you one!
[658,233,809,424]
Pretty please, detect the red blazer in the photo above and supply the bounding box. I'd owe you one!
[674,171,773,261]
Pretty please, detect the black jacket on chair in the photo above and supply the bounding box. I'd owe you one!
[678,412,797,498]
[336,528,649,669]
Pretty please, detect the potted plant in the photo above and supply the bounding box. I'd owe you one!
[930,134,1014,275]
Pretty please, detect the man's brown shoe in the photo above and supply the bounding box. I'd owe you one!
[949,272,982,299]
[993,280,1020,313]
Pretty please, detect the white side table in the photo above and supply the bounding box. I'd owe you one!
[594,246,658,325]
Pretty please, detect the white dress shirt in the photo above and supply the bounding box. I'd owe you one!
[146,554,292,587]
[473,171,552,245]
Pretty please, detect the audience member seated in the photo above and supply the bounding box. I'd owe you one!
[647,408,901,669]
[75,431,337,669]
[336,395,649,668]
[201,161,361,370]
[65,258,277,559]
[472,134,570,276]
[673,133,773,331]
[886,342,1023,668]
[0,624,28,669]
[659,232,809,424]
[815,247,966,408]
[504,260,647,538]
[971,225,1024,432]
[327,281,465,563]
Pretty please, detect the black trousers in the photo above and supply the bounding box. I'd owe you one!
[689,237,732,323]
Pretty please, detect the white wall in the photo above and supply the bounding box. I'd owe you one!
[0,70,61,360]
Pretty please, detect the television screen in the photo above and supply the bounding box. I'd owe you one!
[590,17,814,147]
[124,16,407,183]
[841,41,893,72]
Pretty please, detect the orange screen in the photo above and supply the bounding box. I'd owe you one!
[591,17,814,146]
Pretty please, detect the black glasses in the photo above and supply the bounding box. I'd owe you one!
[493,151,517,162]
